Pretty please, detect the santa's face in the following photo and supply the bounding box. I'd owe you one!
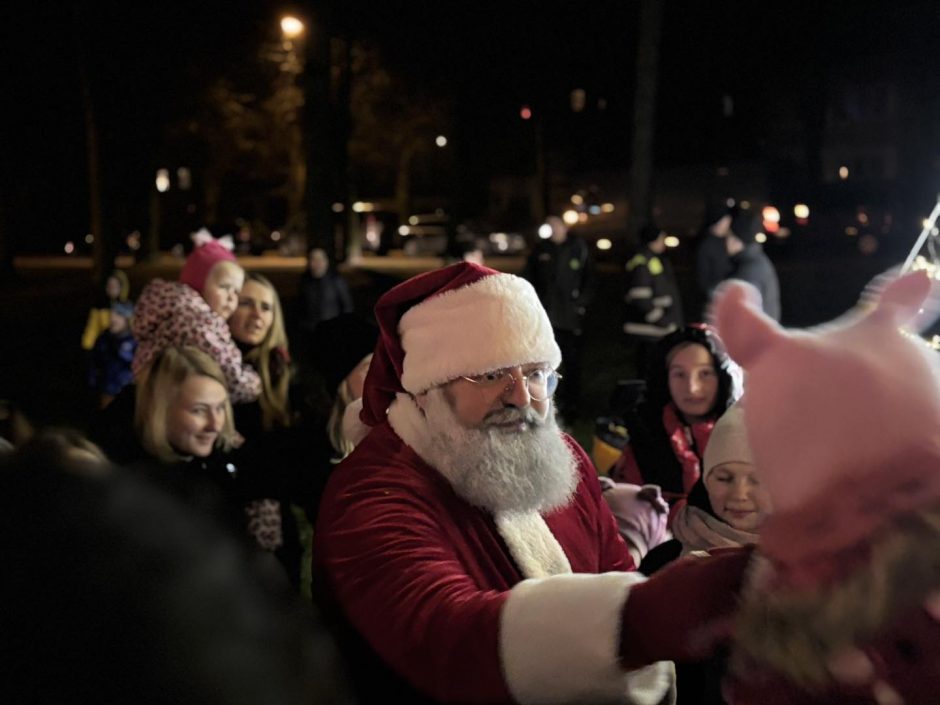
[429,364,552,431]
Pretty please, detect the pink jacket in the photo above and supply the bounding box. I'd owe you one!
[131,279,261,403]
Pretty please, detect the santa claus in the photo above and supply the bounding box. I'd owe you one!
[312,262,753,704]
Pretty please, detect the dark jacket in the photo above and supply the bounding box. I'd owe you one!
[232,397,336,526]
[298,270,353,333]
[730,243,781,321]
[90,386,299,581]
[695,233,734,304]
[88,330,137,397]
[523,235,595,334]
[623,246,683,341]
[614,327,738,497]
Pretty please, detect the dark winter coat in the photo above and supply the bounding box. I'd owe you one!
[88,330,137,397]
[730,243,781,321]
[695,234,734,304]
[90,386,296,578]
[523,235,595,334]
[623,246,683,341]
[297,271,354,333]
[610,327,739,500]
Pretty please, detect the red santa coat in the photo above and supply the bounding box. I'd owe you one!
[312,404,673,705]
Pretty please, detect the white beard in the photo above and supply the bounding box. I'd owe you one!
[417,389,579,514]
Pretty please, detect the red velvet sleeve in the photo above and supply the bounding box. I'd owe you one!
[566,437,637,573]
[316,467,514,703]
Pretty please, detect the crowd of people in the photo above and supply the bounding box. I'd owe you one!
[2,206,937,705]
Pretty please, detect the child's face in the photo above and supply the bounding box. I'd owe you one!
[202,263,244,320]
[704,461,773,532]
[667,343,719,423]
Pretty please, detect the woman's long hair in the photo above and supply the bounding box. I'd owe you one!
[240,273,292,429]
[135,346,236,462]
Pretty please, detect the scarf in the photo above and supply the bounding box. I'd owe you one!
[661,403,715,496]
[671,504,759,555]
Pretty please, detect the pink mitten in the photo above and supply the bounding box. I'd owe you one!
[600,477,670,566]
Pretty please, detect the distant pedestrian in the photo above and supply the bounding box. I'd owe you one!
[623,224,683,376]
[695,200,736,316]
[81,269,130,351]
[88,300,137,408]
[726,209,781,321]
[523,216,594,420]
[297,247,353,335]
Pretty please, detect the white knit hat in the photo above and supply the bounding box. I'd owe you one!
[703,401,753,478]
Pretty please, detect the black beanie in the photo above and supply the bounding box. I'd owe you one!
[730,209,763,243]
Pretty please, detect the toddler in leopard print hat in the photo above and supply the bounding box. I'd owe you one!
[131,232,261,403]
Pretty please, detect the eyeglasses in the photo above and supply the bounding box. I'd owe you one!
[459,367,561,402]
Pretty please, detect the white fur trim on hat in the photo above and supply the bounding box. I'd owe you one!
[398,273,561,393]
[500,572,675,705]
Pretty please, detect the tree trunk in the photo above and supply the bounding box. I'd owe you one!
[396,144,416,228]
[76,16,105,282]
[626,0,664,245]
[302,9,335,252]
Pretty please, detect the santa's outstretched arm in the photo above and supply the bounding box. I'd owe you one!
[501,546,754,704]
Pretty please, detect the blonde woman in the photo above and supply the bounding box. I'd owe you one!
[228,273,292,430]
[95,346,283,555]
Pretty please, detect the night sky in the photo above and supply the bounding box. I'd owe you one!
[2,0,937,252]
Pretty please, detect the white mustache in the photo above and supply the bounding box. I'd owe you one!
[484,407,544,428]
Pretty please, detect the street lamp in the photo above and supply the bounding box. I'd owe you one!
[280,15,305,39]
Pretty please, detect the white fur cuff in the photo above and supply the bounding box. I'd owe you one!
[500,572,674,704]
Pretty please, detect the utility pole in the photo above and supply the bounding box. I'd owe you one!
[302,9,335,252]
[626,0,664,245]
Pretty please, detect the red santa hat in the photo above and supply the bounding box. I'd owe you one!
[179,230,237,293]
[360,262,561,427]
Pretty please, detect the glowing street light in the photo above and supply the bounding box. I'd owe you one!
[596,238,612,251]
[538,223,553,239]
[280,15,305,39]
[793,203,810,219]
[664,235,680,248]
[435,135,448,148]
[562,209,580,226]
[155,169,170,193]
[839,165,849,180]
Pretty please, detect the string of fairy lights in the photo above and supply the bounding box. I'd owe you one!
[900,198,940,350]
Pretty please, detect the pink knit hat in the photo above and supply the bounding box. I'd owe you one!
[179,234,236,293]
[360,262,561,427]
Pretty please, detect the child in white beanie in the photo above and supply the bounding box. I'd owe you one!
[641,400,769,573]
